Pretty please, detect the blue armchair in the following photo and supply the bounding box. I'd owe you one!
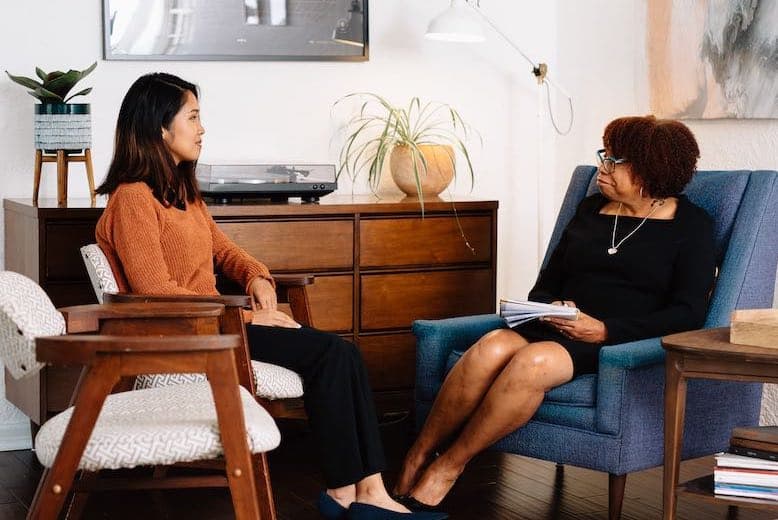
[413,166,778,518]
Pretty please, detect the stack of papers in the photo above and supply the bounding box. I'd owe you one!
[499,299,579,327]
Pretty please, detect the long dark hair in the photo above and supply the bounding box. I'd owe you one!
[95,73,201,207]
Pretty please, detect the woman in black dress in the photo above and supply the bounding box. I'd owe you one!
[394,116,716,508]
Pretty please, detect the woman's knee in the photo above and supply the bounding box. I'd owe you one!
[465,329,525,369]
[506,342,573,389]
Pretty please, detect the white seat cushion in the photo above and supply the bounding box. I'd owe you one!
[134,361,304,400]
[0,271,65,379]
[35,381,280,471]
[251,360,304,399]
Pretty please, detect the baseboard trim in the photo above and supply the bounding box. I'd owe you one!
[0,420,31,451]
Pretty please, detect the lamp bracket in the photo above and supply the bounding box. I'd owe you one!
[532,63,548,84]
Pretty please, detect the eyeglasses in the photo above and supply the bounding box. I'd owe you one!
[596,149,628,174]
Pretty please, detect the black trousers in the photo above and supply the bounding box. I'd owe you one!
[247,324,386,488]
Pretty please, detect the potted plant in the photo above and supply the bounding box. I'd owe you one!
[334,93,478,209]
[6,62,97,152]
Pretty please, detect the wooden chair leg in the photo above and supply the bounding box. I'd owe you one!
[56,150,66,206]
[609,473,627,520]
[84,149,96,205]
[208,350,262,520]
[33,150,43,205]
[28,358,119,519]
[253,453,277,520]
[64,471,96,519]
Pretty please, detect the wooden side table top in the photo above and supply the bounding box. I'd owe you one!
[662,327,778,361]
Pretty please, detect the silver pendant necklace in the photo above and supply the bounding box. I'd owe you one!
[608,200,664,255]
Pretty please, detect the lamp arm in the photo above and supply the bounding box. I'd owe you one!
[465,1,573,134]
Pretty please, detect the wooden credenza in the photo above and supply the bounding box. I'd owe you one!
[4,195,498,423]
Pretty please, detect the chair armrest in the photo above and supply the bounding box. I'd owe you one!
[59,303,225,333]
[36,334,241,365]
[104,292,251,308]
[413,314,507,403]
[273,274,315,287]
[598,337,665,370]
[595,337,665,435]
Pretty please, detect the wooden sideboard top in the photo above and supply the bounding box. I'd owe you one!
[4,195,498,218]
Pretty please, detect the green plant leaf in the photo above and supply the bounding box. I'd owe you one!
[33,86,65,103]
[5,72,42,90]
[78,61,98,81]
[44,70,81,98]
[64,87,92,103]
[35,67,47,81]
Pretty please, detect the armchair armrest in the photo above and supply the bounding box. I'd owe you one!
[598,337,665,370]
[273,274,315,287]
[103,293,251,308]
[595,337,665,435]
[413,314,507,403]
[59,303,225,333]
[36,334,241,365]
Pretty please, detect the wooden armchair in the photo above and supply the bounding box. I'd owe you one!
[0,270,280,520]
[81,243,313,418]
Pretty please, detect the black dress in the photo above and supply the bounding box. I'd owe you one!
[513,193,715,376]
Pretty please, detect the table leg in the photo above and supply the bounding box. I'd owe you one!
[664,351,687,520]
[56,150,66,206]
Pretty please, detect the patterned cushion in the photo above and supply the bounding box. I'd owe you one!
[80,244,119,304]
[35,381,281,471]
[251,360,304,399]
[0,271,65,379]
[134,361,304,400]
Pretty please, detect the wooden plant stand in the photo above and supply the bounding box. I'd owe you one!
[34,148,95,206]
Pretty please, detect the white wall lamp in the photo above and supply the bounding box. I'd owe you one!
[425,0,573,135]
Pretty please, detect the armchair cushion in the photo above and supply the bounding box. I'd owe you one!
[35,381,281,471]
[0,271,65,379]
[133,360,304,400]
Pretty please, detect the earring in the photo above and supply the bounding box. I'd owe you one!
[639,186,644,198]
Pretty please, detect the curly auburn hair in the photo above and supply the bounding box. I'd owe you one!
[603,115,700,198]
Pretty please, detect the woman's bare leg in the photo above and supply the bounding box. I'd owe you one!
[409,341,574,506]
[394,329,530,495]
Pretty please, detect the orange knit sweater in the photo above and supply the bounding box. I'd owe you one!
[95,182,273,296]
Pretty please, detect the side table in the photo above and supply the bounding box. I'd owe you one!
[662,327,778,519]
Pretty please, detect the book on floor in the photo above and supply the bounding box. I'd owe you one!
[499,299,579,327]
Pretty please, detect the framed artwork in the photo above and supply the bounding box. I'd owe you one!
[647,0,778,119]
[103,0,369,61]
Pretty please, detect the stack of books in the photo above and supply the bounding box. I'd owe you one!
[714,426,778,501]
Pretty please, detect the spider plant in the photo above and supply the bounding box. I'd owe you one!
[334,92,478,204]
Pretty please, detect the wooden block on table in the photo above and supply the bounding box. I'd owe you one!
[730,309,778,348]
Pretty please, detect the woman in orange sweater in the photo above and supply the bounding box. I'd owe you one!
[95,73,445,520]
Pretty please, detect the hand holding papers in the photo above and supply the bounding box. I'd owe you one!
[499,299,579,327]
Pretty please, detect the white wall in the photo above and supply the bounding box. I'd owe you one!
[554,0,778,423]
[0,0,558,447]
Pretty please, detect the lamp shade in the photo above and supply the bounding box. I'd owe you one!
[425,0,485,42]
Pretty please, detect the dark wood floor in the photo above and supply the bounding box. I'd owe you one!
[1,418,776,520]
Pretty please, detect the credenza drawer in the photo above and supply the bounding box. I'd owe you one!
[360,269,494,330]
[45,223,95,280]
[307,275,353,332]
[358,333,416,390]
[360,216,492,268]
[218,219,354,271]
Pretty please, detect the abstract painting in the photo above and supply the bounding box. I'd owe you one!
[647,0,778,119]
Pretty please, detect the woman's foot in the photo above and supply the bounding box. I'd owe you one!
[393,448,433,497]
[356,490,410,514]
[406,458,463,508]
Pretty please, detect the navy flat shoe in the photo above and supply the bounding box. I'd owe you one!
[318,491,348,520]
[347,502,448,520]
[393,495,444,513]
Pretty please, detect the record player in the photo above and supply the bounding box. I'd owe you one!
[196,163,337,203]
